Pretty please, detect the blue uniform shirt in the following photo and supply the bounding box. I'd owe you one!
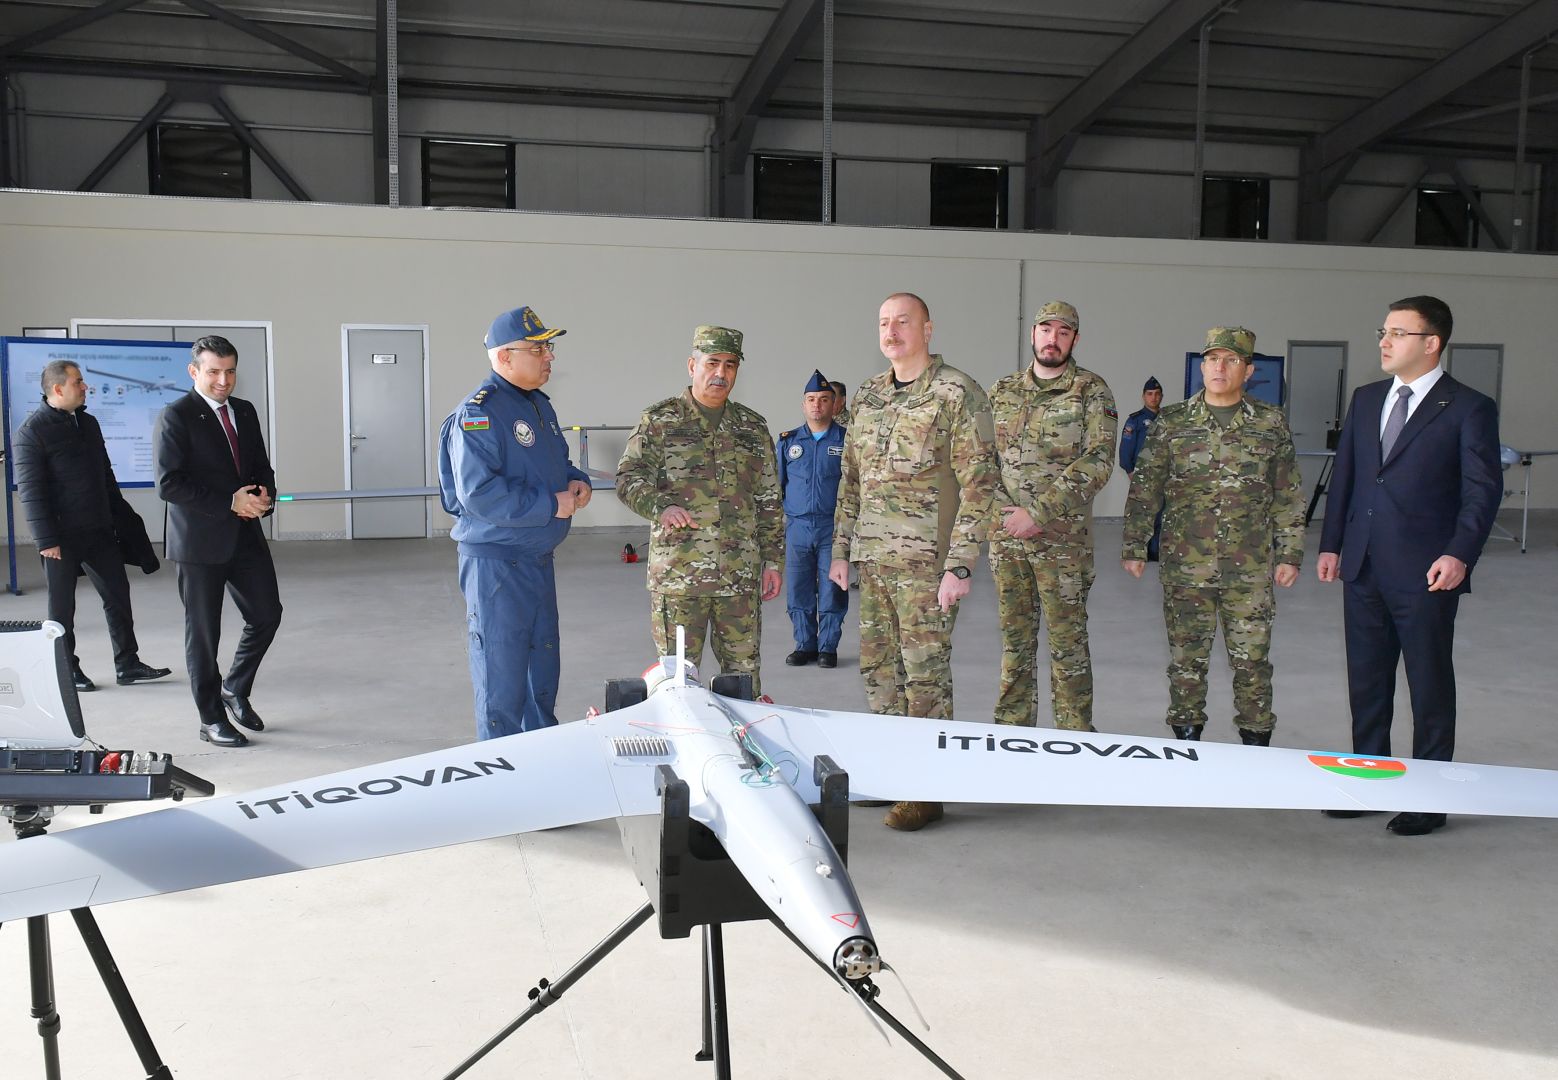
[1119,405,1160,473]
[776,421,846,519]
[438,375,588,557]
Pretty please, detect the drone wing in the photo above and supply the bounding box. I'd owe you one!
[0,714,661,924]
[727,701,1558,819]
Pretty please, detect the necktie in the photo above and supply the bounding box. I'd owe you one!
[218,403,242,472]
[1381,385,1412,461]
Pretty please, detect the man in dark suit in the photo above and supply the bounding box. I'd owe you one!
[1316,296,1502,836]
[13,359,171,692]
[156,335,283,747]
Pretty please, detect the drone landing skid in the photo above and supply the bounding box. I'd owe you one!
[441,756,964,1079]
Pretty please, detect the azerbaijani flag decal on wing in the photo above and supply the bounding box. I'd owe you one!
[1308,754,1407,779]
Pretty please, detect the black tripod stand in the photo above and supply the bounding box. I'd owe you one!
[440,757,965,1079]
[3,814,173,1080]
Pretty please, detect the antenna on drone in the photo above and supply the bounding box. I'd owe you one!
[674,625,687,688]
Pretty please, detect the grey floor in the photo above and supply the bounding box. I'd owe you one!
[2,515,1556,1080]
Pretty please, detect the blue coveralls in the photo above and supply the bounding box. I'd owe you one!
[438,376,588,740]
[776,421,848,654]
[1119,405,1162,559]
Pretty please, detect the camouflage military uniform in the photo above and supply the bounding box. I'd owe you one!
[1122,390,1304,735]
[988,359,1117,729]
[833,356,998,718]
[616,388,783,690]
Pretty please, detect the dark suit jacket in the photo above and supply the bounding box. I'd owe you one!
[1319,373,1501,594]
[155,391,277,565]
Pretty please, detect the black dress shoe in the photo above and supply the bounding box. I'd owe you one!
[116,660,173,685]
[1387,811,1447,836]
[221,690,265,732]
[71,666,97,693]
[199,719,249,747]
[817,652,838,668]
[785,650,817,666]
[1170,724,1202,741]
[1323,809,1367,818]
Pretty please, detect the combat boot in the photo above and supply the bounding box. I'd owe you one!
[1170,724,1202,741]
[1239,729,1272,747]
[883,801,943,831]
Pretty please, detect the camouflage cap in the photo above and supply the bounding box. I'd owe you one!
[1033,300,1080,331]
[692,325,743,359]
[1201,326,1255,359]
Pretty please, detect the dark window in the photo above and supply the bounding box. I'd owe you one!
[752,154,837,222]
[422,140,515,209]
[1415,187,1479,248]
[148,124,250,199]
[930,163,1008,229]
[1200,175,1269,239]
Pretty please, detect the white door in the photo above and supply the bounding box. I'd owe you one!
[1286,342,1347,522]
[344,326,428,539]
[1447,344,1502,410]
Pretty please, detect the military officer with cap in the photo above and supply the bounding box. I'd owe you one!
[1119,375,1165,560]
[1122,326,1303,745]
[616,326,784,692]
[777,370,848,668]
[988,300,1117,731]
[438,305,592,740]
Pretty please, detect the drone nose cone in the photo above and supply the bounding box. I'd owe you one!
[835,936,880,981]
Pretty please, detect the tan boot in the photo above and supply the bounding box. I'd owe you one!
[883,801,944,831]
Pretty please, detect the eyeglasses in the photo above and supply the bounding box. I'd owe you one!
[1376,328,1433,342]
[506,342,555,356]
[1201,355,1245,367]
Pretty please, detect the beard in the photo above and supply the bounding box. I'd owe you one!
[1033,345,1071,370]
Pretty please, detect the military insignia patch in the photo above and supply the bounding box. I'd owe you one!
[1104,407,1118,419]
[461,416,490,431]
[787,444,804,460]
[828,445,844,456]
[513,420,535,447]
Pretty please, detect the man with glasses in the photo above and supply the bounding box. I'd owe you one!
[616,326,783,693]
[1122,326,1303,746]
[1315,296,1501,836]
[438,305,593,740]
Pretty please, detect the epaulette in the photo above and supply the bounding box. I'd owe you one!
[779,429,794,439]
[468,388,490,407]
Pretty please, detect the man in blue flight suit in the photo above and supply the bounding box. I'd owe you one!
[777,370,848,667]
[438,305,593,740]
[1119,376,1164,560]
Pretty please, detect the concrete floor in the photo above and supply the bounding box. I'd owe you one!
[2,515,1556,1079]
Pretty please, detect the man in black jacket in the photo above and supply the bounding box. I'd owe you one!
[156,335,281,747]
[13,359,171,692]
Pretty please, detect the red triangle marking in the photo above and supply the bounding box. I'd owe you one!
[831,913,860,929]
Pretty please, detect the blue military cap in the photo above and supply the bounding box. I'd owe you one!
[1143,376,1162,392]
[803,369,831,394]
[485,306,566,349]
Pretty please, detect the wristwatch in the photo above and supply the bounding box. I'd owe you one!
[948,566,971,580]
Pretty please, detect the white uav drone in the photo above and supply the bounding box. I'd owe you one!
[4,619,1558,1079]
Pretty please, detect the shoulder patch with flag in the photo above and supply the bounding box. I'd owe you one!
[1307,754,1406,779]
[461,415,490,432]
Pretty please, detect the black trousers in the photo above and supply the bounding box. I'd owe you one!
[1342,556,1462,762]
[42,528,139,670]
[174,529,283,726]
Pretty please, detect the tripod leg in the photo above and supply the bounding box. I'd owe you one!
[856,987,965,1080]
[70,909,175,1080]
[702,924,732,1080]
[696,926,714,1061]
[441,902,654,1080]
[27,916,64,1080]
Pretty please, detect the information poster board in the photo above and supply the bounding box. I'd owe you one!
[3,337,193,488]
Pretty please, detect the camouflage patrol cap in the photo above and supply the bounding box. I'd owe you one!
[1201,326,1255,359]
[692,325,743,359]
[1033,300,1080,331]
